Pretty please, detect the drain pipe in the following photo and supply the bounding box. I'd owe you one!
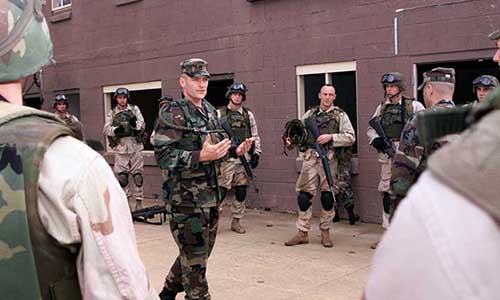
[393,15,399,55]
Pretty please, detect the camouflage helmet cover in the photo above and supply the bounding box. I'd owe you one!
[226,82,248,100]
[472,75,499,93]
[381,72,406,91]
[0,0,53,83]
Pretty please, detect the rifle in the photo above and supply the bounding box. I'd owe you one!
[132,205,167,225]
[368,116,396,159]
[220,119,259,193]
[305,118,337,206]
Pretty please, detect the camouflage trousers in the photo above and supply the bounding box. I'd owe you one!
[295,150,337,231]
[218,159,248,219]
[113,151,144,201]
[163,205,219,300]
[336,158,354,209]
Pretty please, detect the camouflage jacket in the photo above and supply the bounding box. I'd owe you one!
[55,111,84,140]
[391,99,456,200]
[103,104,145,154]
[153,97,228,208]
[0,102,157,300]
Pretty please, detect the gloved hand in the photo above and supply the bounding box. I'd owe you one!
[114,126,125,136]
[129,116,137,129]
[371,137,385,153]
[250,153,260,169]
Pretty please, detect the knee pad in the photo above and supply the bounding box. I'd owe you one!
[320,191,334,211]
[383,192,391,214]
[297,191,312,211]
[219,187,228,201]
[234,185,247,202]
[117,172,128,188]
[132,173,143,187]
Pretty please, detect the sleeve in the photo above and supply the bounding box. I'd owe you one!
[366,104,382,144]
[248,110,262,155]
[332,112,356,147]
[38,137,158,300]
[153,103,200,171]
[134,106,146,131]
[103,110,116,137]
[390,116,423,200]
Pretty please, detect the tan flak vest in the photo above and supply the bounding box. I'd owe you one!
[428,109,500,226]
[0,102,81,299]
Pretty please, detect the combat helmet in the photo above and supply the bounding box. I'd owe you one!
[0,0,53,83]
[226,83,248,100]
[52,94,68,108]
[472,75,499,93]
[113,87,131,100]
[381,72,406,91]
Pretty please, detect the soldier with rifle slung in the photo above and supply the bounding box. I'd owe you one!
[284,84,355,248]
[366,72,424,248]
[103,87,147,211]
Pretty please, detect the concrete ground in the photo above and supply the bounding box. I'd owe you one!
[135,201,383,300]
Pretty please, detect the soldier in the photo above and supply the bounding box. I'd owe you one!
[52,94,84,140]
[103,88,146,211]
[472,74,498,103]
[390,68,457,215]
[217,83,262,234]
[332,145,359,225]
[367,72,425,235]
[0,1,157,299]
[284,84,356,248]
[153,58,254,300]
[363,32,500,300]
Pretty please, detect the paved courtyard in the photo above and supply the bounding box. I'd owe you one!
[135,201,383,300]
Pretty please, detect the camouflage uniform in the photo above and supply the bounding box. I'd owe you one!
[0,2,156,298]
[217,104,261,222]
[367,96,425,228]
[294,105,355,232]
[55,111,84,140]
[103,103,146,208]
[335,146,354,210]
[154,59,229,300]
[390,68,457,216]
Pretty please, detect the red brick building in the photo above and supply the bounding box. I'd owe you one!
[39,0,500,223]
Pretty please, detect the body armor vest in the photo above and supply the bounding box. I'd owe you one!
[380,98,414,140]
[218,106,251,142]
[0,102,81,300]
[303,106,340,150]
[168,99,222,204]
[111,108,135,137]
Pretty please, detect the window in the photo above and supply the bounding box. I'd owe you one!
[296,61,358,154]
[52,0,71,11]
[103,81,162,152]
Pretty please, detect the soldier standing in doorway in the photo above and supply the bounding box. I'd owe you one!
[103,88,146,211]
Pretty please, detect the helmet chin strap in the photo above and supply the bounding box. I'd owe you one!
[386,90,402,102]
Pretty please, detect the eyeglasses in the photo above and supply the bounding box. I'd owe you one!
[472,76,496,87]
[381,73,397,84]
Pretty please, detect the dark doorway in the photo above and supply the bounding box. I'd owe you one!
[111,89,161,151]
[206,75,233,109]
[24,97,42,109]
[303,71,358,153]
[417,60,499,105]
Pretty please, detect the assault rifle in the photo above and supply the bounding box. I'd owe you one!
[368,116,396,159]
[305,118,337,206]
[220,119,259,193]
[132,205,167,225]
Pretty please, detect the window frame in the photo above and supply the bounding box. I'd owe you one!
[52,0,72,11]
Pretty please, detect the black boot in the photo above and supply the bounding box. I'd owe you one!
[332,207,340,223]
[346,205,360,225]
[159,287,177,300]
